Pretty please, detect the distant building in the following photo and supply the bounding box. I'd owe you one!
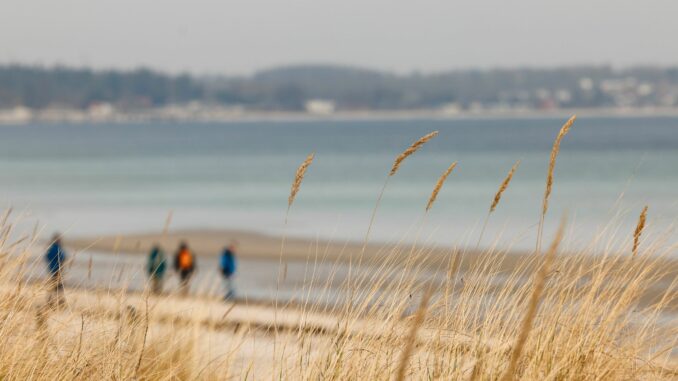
[88,102,115,121]
[578,77,594,91]
[439,102,461,115]
[555,89,572,104]
[305,99,335,115]
[0,106,32,124]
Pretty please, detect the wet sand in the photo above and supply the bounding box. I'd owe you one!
[66,228,678,312]
[68,228,532,273]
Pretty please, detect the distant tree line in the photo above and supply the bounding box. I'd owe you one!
[0,65,203,109]
[1,64,678,111]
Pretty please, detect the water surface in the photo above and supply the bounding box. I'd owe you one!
[1,116,676,251]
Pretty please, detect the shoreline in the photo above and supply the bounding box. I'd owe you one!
[67,227,678,267]
[4,107,678,126]
[68,227,520,268]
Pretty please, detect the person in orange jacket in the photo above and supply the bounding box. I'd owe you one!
[173,241,196,295]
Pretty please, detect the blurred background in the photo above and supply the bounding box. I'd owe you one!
[1,0,677,251]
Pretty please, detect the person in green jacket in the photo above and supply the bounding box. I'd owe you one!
[147,244,167,294]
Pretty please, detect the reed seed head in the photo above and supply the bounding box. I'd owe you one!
[288,152,315,208]
[632,205,648,257]
[542,115,576,216]
[426,162,457,211]
[490,160,520,213]
[390,131,438,176]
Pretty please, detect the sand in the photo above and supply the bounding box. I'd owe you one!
[68,227,678,273]
[66,228,678,312]
[67,228,529,272]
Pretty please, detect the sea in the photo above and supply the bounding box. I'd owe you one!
[1,116,677,253]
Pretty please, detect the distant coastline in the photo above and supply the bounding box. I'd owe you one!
[4,64,678,125]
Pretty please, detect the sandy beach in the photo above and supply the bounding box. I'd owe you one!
[5,225,674,380]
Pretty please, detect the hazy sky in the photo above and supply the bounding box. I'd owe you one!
[2,0,677,75]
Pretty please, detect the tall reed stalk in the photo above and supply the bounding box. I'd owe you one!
[536,116,576,253]
[357,131,438,264]
[476,160,520,249]
[279,151,315,274]
[396,162,457,299]
[395,288,432,381]
[276,152,314,353]
[349,131,438,328]
[501,217,565,381]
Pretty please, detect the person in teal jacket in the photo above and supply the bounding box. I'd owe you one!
[147,244,167,294]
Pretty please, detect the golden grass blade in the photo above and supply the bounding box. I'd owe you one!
[501,218,565,381]
[88,255,92,280]
[390,131,438,176]
[395,288,432,381]
[162,210,173,235]
[491,160,520,213]
[426,162,457,211]
[469,354,484,381]
[633,206,648,257]
[288,152,315,209]
[134,296,149,377]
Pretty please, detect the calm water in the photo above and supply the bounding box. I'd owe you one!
[1,116,677,251]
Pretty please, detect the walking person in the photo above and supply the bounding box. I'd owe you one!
[44,233,67,307]
[147,244,167,294]
[219,241,238,300]
[173,241,195,295]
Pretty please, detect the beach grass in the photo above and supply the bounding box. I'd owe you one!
[0,118,676,380]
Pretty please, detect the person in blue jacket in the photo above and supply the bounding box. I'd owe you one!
[220,241,238,300]
[44,233,67,307]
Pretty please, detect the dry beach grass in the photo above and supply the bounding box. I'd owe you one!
[0,116,677,380]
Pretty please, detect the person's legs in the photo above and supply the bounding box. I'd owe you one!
[179,271,190,296]
[151,276,163,294]
[48,272,65,308]
[223,276,235,300]
[46,273,57,307]
[55,276,65,306]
